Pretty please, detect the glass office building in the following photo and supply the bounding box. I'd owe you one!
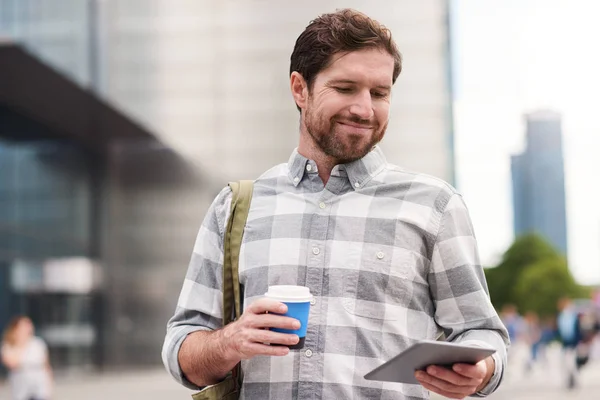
[0,39,208,375]
[1,0,105,369]
[0,138,102,369]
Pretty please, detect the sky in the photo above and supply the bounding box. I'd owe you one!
[451,0,600,285]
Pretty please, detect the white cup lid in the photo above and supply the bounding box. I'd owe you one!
[264,285,313,303]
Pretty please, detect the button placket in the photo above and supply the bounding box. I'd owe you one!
[298,190,332,394]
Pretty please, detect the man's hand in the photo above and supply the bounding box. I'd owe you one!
[179,297,301,386]
[414,356,495,399]
[219,297,301,361]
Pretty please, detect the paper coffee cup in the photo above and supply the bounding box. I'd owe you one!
[264,285,312,349]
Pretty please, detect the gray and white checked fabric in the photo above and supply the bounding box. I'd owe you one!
[162,146,509,399]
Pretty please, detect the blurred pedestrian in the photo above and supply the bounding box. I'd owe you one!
[572,305,599,371]
[162,8,509,400]
[557,297,586,389]
[499,303,525,376]
[539,317,557,360]
[1,316,53,400]
[500,304,523,346]
[523,312,542,371]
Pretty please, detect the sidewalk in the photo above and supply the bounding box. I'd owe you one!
[1,343,599,399]
[0,368,193,400]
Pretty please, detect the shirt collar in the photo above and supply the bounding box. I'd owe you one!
[287,146,387,189]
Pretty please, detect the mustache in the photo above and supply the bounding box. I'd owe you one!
[334,115,377,127]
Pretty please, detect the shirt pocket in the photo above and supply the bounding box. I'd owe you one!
[342,245,427,320]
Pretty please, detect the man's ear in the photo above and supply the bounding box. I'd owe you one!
[290,72,309,111]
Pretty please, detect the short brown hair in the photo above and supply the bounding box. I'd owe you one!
[290,9,402,91]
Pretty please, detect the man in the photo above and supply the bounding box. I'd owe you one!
[163,9,509,399]
[557,297,581,388]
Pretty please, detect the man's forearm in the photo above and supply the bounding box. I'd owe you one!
[179,329,240,387]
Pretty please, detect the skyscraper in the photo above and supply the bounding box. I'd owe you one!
[511,110,568,254]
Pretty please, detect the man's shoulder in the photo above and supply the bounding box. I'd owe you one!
[380,163,459,197]
[255,162,289,182]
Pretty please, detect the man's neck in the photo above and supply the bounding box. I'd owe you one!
[297,136,338,186]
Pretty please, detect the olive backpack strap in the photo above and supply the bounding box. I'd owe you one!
[223,180,254,390]
[191,180,253,400]
[227,180,253,321]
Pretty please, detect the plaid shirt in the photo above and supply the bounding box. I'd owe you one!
[162,147,509,399]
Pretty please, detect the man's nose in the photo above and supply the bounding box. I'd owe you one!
[348,90,374,120]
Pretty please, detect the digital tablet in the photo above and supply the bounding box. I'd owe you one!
[364,340,496,384]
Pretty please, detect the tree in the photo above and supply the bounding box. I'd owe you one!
[513,257,589,318]
[485,233,561,311]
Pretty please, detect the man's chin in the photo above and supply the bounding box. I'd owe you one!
[330,146,374,164]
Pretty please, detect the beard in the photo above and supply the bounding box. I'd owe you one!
[304,103,388,164]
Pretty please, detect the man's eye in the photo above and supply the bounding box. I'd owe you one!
[372,91,388,98]
[335,87,352,93]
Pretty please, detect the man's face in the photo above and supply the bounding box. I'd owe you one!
[303,48,394,163]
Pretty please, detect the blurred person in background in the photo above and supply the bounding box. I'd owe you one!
[539,316,558,361]
[0,316,53,400]
[163,8,508,400]
[522,311,554,373]
[500,304,523,347]
[556,297,600,389]
[572,303,600,371]
[499,303,524,377]
[557,297,581,388]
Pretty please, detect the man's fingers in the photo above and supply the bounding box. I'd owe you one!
[248,314,300,330]
[417,379,467,400]
[250,330,300,347]
[247,298,288,315]
[243,298,301,330]
[425,365,480,386]
[415,371,476,399]
[452,361,487,379]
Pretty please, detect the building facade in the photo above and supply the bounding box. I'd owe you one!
[511,110,568,254]
[102,0,455,183]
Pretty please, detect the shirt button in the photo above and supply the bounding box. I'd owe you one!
[312,247,320,255]
[306,164,312,171]
[354,182,360,188]
[305,349,313,357]
[310,298,316,306]
[319,202,326,209]
[376,251,385,260]
[293,177,300,183]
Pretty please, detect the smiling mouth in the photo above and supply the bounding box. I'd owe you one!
[337,121,374,130]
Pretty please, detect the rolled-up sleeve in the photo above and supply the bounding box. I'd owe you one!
[428,193,510,397]
[161,187,232,389]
